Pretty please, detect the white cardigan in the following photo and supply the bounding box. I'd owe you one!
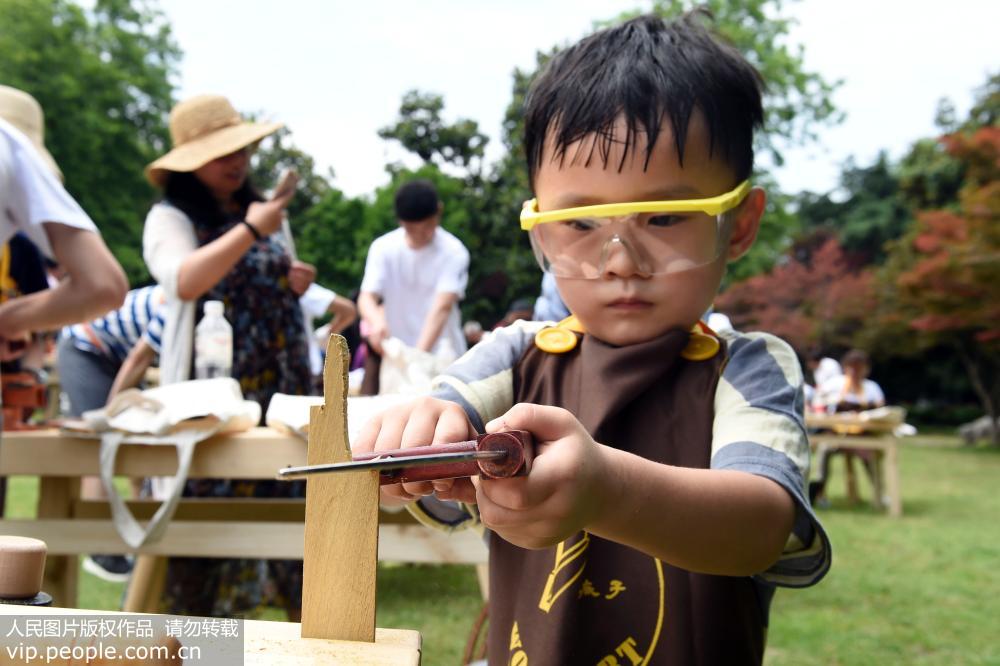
[142,202,199,385]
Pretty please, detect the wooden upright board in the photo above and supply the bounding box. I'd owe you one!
[301,335,380,641]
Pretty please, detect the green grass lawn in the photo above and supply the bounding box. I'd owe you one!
[6,434,999,665]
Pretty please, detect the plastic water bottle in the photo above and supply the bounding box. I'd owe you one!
[195,300,232,379]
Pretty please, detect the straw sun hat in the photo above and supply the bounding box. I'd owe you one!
[0,85,62,180]
[145,94,281,187]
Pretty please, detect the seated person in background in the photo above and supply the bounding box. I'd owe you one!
[809,348,886,505]
[57,284,167,582]
[814,348,884,413]
[806,346,843,393]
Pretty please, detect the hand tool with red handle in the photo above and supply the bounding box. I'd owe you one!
[277,430,533,486]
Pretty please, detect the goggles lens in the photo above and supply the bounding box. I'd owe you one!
[530,210,730,279]
[521,181,750,279]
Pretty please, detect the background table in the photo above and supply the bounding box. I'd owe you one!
[806,414,903,517]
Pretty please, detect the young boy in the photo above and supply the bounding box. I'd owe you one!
[355,13,830,665]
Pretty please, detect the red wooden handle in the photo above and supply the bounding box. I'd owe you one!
[371,430,534,486]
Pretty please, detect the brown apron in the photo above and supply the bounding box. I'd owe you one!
[488,328,769,665]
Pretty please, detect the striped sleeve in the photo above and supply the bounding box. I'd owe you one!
[407,320,543,530]
[711,330,831,587]
[140,286,166,355]
[429,319,544,431]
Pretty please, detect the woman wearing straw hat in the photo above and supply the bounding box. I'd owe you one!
[143,94,313,619]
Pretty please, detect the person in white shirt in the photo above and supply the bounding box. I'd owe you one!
[299,281,357,382]
[813,349,884,414]
[809,349,886,505]
[0,85,126,361]
[357,179,470,394]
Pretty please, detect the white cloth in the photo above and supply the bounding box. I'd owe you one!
[815,375,885,411]
[0,118,96,255]
[813,357,842,387]
[299,282,337,375]
[359,226,469,356]
[142,201,200,385]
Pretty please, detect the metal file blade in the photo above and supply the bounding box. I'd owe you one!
[277,448,507,480]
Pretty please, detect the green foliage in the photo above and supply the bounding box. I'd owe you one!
[0,0,179,284]
[795,153,915,264]
[610,0,843,168]
[378,90,488,173]
[250,127,334,221]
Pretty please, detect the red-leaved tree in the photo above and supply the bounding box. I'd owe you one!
[879,127,1000,442]
[716,235,876,353]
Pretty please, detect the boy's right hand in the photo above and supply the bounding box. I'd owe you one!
[352,396,478,505]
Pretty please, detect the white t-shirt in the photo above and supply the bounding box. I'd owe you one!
[359,226,469,356]
[299,282,337,376]
[815,375,885,410]
[0,118,96,255]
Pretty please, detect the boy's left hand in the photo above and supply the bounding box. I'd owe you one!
[473,403,609,550]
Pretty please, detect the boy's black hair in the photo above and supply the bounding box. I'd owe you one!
[523,11,765,187]
[164,171,263,229]
[394,179,440,222]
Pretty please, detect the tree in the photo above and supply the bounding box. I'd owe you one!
[378,90,488,176]
[609,1,842,169]
[795,153,914,265]
[250,127,334,221]
[876,126,1000,442]
[0,0,179,283]
[714,234,875,353]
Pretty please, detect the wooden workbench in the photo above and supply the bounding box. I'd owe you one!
[806,413,903,517]
[0,427,486,608]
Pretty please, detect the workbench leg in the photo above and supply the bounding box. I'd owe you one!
[884,439,903,518]
[123,555,167,613]
[844,452,859,505]
[870,452,885,512]
[37,477,79,607]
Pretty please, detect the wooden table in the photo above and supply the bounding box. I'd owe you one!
[0,597,421,664]
[0,427,487,609]
[806,414,903,517]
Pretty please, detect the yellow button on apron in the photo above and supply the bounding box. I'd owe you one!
[681,331,720,361]
[535,326,579,353]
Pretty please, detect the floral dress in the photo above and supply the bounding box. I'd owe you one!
[161,213,312,618]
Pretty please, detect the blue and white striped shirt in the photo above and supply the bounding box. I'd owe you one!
[63,285,165,362]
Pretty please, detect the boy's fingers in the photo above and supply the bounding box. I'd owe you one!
[437,478,478,504]
[478,472,558,513]
[373,408,409,453]
[400,403,442,449]
[352,412,383,453]
[432,406,476,445]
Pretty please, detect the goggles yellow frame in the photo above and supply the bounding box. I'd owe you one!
[520,180,751,230]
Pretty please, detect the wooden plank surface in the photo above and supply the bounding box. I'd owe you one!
[301,336,380,642]
[0,606,420,665]
[0,519,488,563]
[0,427,307,478]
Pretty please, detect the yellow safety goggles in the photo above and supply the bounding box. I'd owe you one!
[520,180,751,279]
[519,180,751,230]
